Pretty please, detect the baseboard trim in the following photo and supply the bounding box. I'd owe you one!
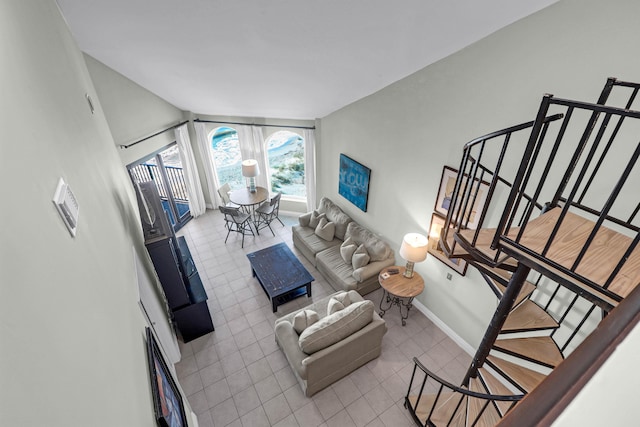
[411,299,475,356]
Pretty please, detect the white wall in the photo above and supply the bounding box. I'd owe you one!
[0,2,183,425]
[84,54,185,166]
[552,321,640,426]
[318,0,640,348]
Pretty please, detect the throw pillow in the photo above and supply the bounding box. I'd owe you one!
[352,244,370,270]
[298,211,312,227]
[340,237,358,264]
[292,309,320,334]
[308,210,326,228]
[314,217,335,241]
[327,297,345,315]
[333,291,351,308]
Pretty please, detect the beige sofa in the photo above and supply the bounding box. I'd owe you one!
[292,197,395,295]
[274,290,387,397]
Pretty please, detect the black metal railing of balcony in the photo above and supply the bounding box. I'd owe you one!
[405,357,523,427]
[129,163,189,201]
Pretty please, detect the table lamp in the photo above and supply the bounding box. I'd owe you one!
[399,233,429,278]
[242,159,260,193]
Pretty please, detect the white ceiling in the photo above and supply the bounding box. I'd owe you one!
[56,0,557,120]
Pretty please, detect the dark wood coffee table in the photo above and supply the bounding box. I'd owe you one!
[247,243,314,312]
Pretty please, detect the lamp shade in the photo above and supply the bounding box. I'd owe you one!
[399,233,429,263]
[241,159,259,177]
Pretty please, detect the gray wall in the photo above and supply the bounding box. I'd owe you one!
[0,2,187,425]
[318,0,640,347]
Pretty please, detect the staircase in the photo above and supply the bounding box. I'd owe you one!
[405,78,640,426]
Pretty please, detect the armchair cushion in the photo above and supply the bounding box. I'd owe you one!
[298,300,375,354]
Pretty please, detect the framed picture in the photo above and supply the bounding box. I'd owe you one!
[338,153,371,212]
[428,213,468,275]
[146,328,188,427]
[434,166,490,230]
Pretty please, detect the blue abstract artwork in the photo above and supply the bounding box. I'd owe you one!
[339,154,371,212]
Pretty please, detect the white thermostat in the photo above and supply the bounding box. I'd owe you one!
[53,177,79,237]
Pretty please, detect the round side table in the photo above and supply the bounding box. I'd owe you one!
[378,266,425,326]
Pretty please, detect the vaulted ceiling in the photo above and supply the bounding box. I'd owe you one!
[56,0,557,120]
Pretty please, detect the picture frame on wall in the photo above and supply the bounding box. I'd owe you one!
[428,213,468,276]
[338,153,371,212]
[146,328,188,427]
[434,166,490,230]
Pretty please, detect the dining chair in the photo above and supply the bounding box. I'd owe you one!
[254,193,283,236]
[220,206,254,248]
[217,183,240,209]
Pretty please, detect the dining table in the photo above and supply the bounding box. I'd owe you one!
[229,186,269,226]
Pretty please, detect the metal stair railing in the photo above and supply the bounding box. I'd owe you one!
[495,94,640,306]
[406,357,523,427]
[439,114,564,265]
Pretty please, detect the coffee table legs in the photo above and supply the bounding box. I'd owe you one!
[379,289,414,326]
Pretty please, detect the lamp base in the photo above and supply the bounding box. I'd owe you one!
[249,177,256,193]
[403,261,415,278]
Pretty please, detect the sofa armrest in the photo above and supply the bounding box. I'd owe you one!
[275,321,307,380]
[352,257,396,282]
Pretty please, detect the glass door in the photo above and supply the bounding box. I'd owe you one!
[128,143,192,231]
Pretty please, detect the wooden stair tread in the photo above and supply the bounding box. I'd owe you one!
[502,300,558,333]
[456,228,517,268]
[503,207,640,299]
[494,336,563,368]
[494,280,537,308]
[408,393,467,426]
[486,356,547,393]
[478,368,519,416]
[468,377,503,426]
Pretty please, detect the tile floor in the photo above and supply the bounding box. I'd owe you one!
[175,209,471,427]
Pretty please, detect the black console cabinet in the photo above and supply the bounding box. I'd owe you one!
[134,181,213,342]
[146,235,214,342]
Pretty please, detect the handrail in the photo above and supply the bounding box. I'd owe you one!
[405,357,523,427]
[497,280,640,426]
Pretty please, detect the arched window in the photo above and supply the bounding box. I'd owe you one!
[265,131,305,198]
[210,126,243,190]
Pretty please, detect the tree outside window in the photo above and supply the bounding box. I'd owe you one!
[266,131,305,198]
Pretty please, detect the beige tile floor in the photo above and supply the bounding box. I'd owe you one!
[175,208,471,427]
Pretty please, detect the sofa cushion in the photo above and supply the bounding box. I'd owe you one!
[298,300,375,354]
[318,197,352,240]
[345,222,392,262]
[308,210,326,229]
[314,217,335,241]
[352,244,370,270]
[293,224,341,258]
[340,237,358,263]
[292,309,320,334]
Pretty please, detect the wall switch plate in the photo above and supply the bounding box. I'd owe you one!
[446,273,452,280]
[53,177,79,237]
